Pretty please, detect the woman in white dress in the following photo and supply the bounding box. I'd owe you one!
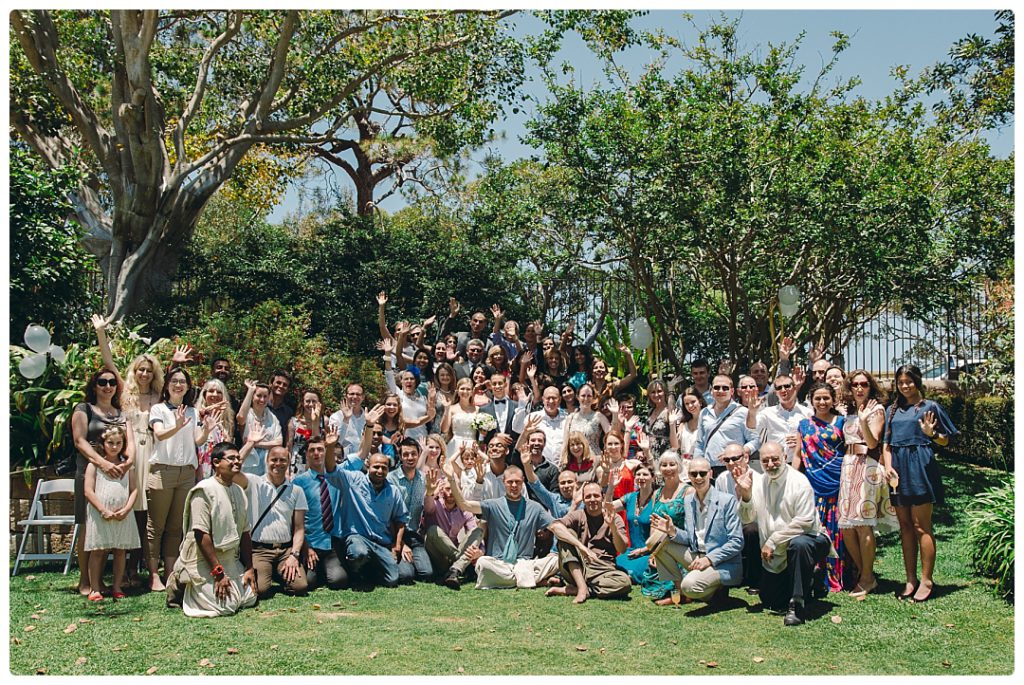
[442,377,480,458]
[675,386,705,461]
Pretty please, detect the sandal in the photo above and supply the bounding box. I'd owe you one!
[87,591,104,602]
[896,581,918,601]
[112,591,127,600]
[910,582,934,603]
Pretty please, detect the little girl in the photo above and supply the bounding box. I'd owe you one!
[83,426,140,601]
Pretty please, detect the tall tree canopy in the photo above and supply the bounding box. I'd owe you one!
[8,10,570,320]
[509,17,1012,371]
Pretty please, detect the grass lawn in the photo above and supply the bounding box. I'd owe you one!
[7,460,1014,675]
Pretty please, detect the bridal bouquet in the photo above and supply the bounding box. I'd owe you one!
[469,413,497,438]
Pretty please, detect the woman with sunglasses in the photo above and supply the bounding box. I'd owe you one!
[72,368,135,596]
[796,382,847,594]
[839,370,898,597]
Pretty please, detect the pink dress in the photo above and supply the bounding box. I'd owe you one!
[838,404,898,531]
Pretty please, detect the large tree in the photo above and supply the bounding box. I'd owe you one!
[521,17,1013,371]
[9,10,532,320]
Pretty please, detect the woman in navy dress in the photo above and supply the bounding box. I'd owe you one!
[883,364,958,603]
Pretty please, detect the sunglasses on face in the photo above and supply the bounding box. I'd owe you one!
[739,384,756,390]
[95,378,117,387]
[712,385,732,391]
[850,381,870,388]
[775,383,794,391]
[690,470,709,478]
[721,455,743,464]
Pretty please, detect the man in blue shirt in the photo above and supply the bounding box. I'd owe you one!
[386,439,432,581]
[292,437,348,590]
[692,375,760,478]
[327,452,411,588]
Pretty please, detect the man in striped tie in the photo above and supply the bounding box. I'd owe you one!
[292,437,348,590]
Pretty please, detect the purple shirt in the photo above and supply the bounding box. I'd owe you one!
[423,497,478,542]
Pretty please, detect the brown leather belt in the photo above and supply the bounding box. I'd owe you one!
[847,444,870,456]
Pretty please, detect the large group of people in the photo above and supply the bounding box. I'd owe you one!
[71,298,957,624]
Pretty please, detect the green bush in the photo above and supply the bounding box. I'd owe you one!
[965,478,1014,602]
[176,300,384,410]
[931,394,1014,470]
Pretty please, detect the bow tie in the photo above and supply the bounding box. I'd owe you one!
[494,399,507,405]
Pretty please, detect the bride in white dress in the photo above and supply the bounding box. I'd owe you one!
[442,377,480,458]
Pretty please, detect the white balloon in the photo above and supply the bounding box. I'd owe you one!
[48,345,67,363]
[19,353,47,379]
[778,285,801,306]
[24,324,52,354]
[779,302,800,319]
[630,317,653,349]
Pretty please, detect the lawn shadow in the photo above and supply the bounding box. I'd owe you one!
[681,594,751,618]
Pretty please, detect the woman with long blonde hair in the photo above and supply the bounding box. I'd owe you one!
[559,431,597,482]
[194,378,236,480]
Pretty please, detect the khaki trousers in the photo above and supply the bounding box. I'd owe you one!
[654,540,723,600]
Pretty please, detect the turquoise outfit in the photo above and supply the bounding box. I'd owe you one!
[615,490,654,583]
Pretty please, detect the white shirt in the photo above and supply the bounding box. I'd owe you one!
[465,467,508,501]
[756,402,811,468]
[385,369,428,441]
[739,466,825,574]
[149,402,199,468]
[244,474,308,545]
[328,408,366,455]
[528,409,567,466]
[241,409,282,477]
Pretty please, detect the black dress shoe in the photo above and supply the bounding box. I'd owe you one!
[443,570,462,590]
[783,600,804,626]
[745,587,760,595]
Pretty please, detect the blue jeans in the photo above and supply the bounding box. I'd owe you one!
[343,534,411,588]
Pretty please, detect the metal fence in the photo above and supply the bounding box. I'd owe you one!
[534,270,994,379]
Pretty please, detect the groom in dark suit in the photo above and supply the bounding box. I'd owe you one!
[481,373,525,446]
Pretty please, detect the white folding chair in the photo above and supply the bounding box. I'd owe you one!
[12,478,80,576]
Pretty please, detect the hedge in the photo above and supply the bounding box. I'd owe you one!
[931,394,1014,471]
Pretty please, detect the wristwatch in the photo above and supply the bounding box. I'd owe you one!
[290,550,300,559]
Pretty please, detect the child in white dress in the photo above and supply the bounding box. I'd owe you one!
[84,426,140,601]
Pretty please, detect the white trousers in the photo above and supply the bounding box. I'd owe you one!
[474,554,559,589]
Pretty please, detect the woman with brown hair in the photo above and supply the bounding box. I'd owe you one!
[71,367,135,595]
[839,370,897,597]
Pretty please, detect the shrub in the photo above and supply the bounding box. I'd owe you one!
[176,300,384,410]
[965,478,1014,602]
[930,394,1014,470]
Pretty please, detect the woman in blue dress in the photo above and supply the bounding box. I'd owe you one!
[797,382,847,593]
[883,364,958,603]
[612,465,655,583]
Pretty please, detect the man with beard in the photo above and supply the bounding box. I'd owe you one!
[735,441,834,626]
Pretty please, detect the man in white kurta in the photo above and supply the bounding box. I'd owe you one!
[170,442,257,618]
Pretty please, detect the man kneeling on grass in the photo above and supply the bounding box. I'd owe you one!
[545,481,632,603]
[440,463,594,592]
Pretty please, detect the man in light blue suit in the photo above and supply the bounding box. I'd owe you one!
[651,457,743,603]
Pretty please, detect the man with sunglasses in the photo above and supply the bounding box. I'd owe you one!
[735,441,834,626]
[692,375,760,479]
[714,443,764,593]
[753,374,811,471]
[650,458,743,605]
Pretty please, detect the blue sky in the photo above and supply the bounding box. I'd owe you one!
[268,9,1012,222]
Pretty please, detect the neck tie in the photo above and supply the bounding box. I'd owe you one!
[317,474,333,534]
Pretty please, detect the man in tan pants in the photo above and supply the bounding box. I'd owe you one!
[652,458,744,605]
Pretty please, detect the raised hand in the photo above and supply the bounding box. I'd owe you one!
[571,484,584,508]
[747,394,763,413]
[605,397,619,415]
[376,291,388,306]
[244,378,258,393]
[246,422,267,446]
[324,423,339,448]
[380,337,396,355]
[525,363,537,380]
[734,467,754,501]
[792,365,806,388]
[422,314,437,328]
[808,345,824,364]
[602,501,616,526]
[426,467,440,491]
[448,297,460,318]
[394,321,410,337]
[857,398,879,421]
[490,303,503,320]
[524,413,542,433]
[919,410,939,438]
[637,432,650,452]
[90,314,107,331]
[339,399,353,420]
[779,335,795,360]
[650,512,675,538]
[172,344,194,365]
[174,404,190,428]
